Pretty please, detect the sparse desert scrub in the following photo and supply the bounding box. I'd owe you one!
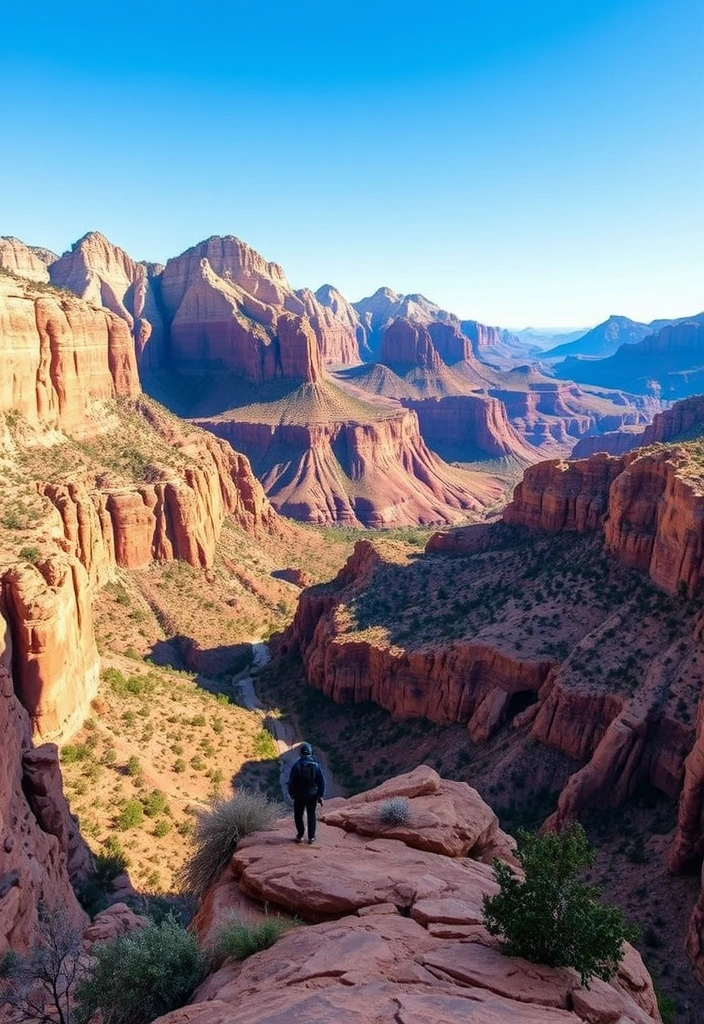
[179,789,285,899]
[209,911,295,967]
[378,796,411,826]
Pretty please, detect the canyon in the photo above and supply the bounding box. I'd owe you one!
[2,231,658,529]
[2,229,704,1020]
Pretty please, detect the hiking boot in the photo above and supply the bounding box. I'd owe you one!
[294,835,304,844]
[308,837,316,844]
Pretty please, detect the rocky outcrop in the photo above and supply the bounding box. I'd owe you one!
[42,404,278,581]
[0,236,57,283]
[403,393,539,463]
[0,275,140,432]
[0,610,88,958]
[159,236,357,378]
[572,394,704,458]
[381,318,443,370]
[1,556,100,741]
[49,231,166,371]
[160,768,660,1024]
[202,405,502,527]
[504,454,623,533]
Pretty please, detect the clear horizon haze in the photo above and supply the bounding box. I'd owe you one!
[1,0,702,328]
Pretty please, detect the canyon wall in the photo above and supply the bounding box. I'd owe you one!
[0,605,90,958]
[0,274,140,433]
[505,444,704,599]
[0,236,57,283]
[159,236,359,377]
[201,408,500,527]
[49,231,166,371]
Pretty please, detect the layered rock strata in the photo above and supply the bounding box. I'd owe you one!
[0,274,140,433]
[0,608,89,958]
[159,236,359,377]
[49,232,166,371]
[0,236,57,283]
[203,405,501,527]
[165,768,660,1024]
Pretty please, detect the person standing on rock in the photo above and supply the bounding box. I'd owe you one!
[287,742,326,844]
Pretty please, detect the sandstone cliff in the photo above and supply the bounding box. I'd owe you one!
[162,767,660,1024]
[0,606,90,959]
[505,442,704,599]
[49,231,166,372]
[0,236,57,283]
[0,274,140,433]
[159,235,359,377]
[199,391,502,527]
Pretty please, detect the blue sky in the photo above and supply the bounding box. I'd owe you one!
[1,0,702,327]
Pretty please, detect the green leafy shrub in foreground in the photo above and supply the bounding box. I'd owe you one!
[179,789,285,899]
[75,915,205,1024]
[209,911,293,967]
[482,823,637,985]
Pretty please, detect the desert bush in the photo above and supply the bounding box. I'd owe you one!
[143,790,168,817]
[126,756,142,777]
[116,799,144,831]
[378,796,411,827]
[179,789,284,898]
[482,824,637,984]
[77,851,129,915]
[209,911,292,967]
[75,915,205,1024]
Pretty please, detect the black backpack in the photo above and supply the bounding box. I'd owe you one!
[296,759,318,797]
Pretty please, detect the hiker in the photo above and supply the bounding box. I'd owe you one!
[287,741,326,844]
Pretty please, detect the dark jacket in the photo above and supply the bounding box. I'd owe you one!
[287,755,326,800]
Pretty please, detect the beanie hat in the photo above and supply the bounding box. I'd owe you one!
[300,742,312,756]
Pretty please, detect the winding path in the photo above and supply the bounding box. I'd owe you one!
[233,642,344,800]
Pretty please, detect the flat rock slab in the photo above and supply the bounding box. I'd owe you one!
[232,821,498,919]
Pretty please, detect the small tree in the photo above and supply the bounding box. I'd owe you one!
[482,824,637,985]
[0,902,82,1024]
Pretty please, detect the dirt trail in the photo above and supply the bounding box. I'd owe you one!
[234,642,344,800]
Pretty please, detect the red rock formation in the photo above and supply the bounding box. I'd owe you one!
[49,231,166,371]
[0,275,140,432]
[160,236,356,377]
[381,318,443,370]
[0,611,88,959]
[404,394,539,463]
[504,454,623,533]
[166,768,660,1024]
[42,405,278,581]
[1,556,100,740]
[279,541,552,721]
[202,406,502,527]
[0,236,57,283]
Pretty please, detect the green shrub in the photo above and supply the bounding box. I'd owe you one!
[210,911,292,967]
[378,797,411,827]
[116,800,144,831]
[179,789,284,898]
[126,756,142,777]
[61,743,92,764]
[153,819,171,838]
[77,851,129,915]
[482,824,637,985]
[75,915,206,1024]
[18,545,41,564]
[143,790,168,817]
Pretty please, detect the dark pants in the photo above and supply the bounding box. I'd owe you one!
[293,796,318,840]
